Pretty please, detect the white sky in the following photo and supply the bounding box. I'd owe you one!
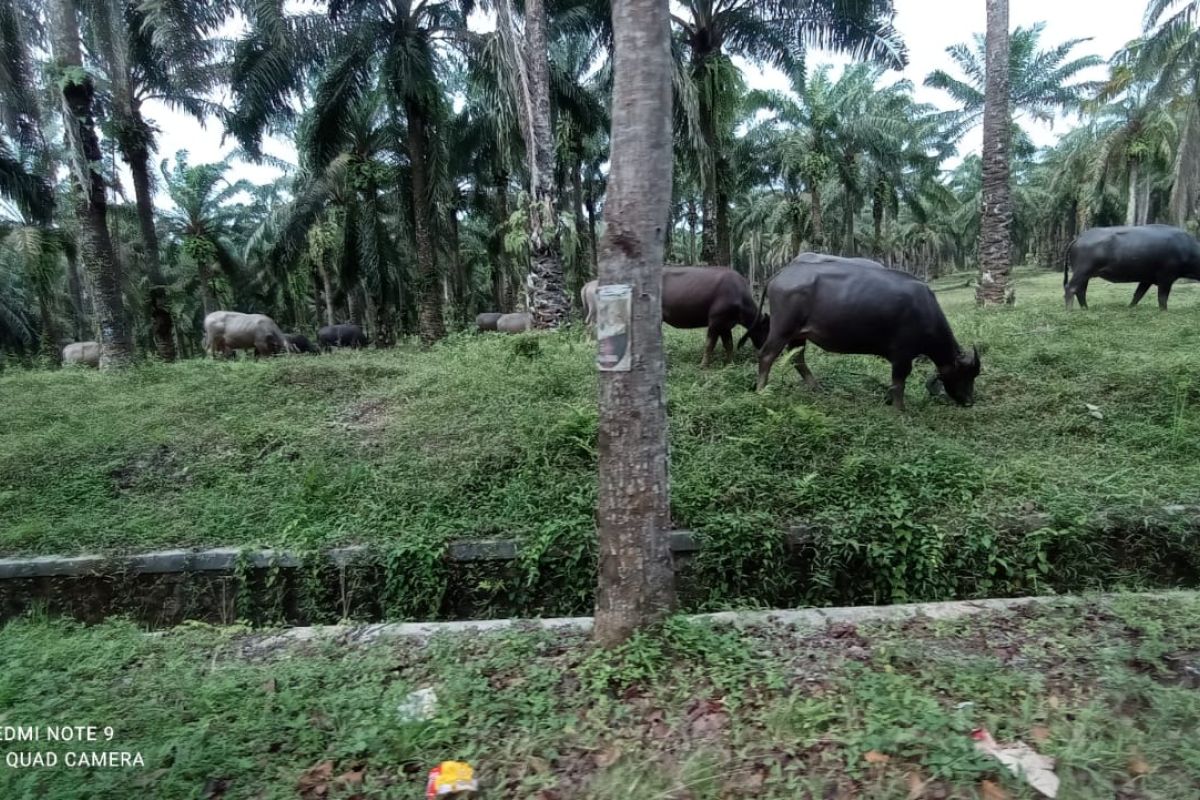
[141,0,1147,205]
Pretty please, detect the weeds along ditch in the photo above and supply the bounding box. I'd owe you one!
[2,271,1200,622]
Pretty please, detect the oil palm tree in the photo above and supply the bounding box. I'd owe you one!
[48,0,131,367]
[229,0,472,345]
[671,0,907,265]
[978,0,1013,306]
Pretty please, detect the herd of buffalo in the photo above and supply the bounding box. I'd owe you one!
[60,223,1200,411]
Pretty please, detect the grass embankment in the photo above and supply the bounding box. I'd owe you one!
[2,270,1200,609]
[1,594,1199,798]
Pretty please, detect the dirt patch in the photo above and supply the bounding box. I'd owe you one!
[332,398,395,446]
[109,444,191,493]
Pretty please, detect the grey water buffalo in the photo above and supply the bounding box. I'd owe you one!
[496,312,532,333]
[476,312,504,332]
[317,323,368,350]
[581,279,598,336]
[663,266,769,366]
[203,311,294,358]
[62,341,100,368]
[754,255,980,411]
[1065,224,1200,310]
[284,333,320,354]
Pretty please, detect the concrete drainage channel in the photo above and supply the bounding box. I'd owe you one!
[0,530,750,627]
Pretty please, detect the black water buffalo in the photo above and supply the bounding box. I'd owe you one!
[754,254,980,411]
[317,323,368,351]
[662,266,769,366]
[1065,224,1200,310]
[476,312,504,331]
[284,333,319,354]
[496,312,532,333]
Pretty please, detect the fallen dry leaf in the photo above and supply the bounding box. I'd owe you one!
[863,750,891,765]
[980,779,1011,800]
[1128,755,1151,776]
[593,746,621,769]
[335,769,364,787]
[1047,695,1061,710]
[296,760,334,799]
[1030,725,1051,743]
[906,771,926,799]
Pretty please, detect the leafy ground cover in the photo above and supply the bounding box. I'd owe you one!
[1,593,1198,798]
[2,270,1199,609]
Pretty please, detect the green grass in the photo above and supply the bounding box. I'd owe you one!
[1,594,1199,798]
[3,269,1200,609]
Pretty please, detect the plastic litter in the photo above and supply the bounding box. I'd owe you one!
[397,687,438,722]
[972,728,1058,798]
[426,761,478,797]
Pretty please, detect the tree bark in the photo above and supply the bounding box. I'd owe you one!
[977,0,1014,306]
[594,0,676,647]
[521,0,571,328]
[405,100,445,345]
[1125,160,1139,227]
[573,154,589,282]
[198,259,215,315]
[810,182,824,247]
[125,136,176,361]
[715,174,731,265]
[65,246,86,340]
[586,172,599,272]
[50,0,131,369]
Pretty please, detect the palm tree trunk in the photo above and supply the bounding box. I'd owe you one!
[65,246,86,340]
[50,0,131,369]
[198,260,215,315]
[872,190,884,258]
[586,172,599,272]
[810,183,824,247]
[573,153,589,280]
[493,170,509,311]
[405,100,445,344]
[594,0,675,646]
[125,136,176,361]
[716,173,731,265]
[1138,169,1151,225]
[977,0,1014,306]
[1125,161,1139,226]
[523,0,570,328]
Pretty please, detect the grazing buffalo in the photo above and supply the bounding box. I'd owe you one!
[476,312,504,332]
[62,341,100,368]
[755,255,980,411]
[581,279,598,336]
[496,312,532,333]
[663,266,769,366]
[1065,224,1200,310]
[203,311,294,358]
[317,323,368,351]
[284,333,319,354]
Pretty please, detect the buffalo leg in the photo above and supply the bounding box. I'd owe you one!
[702,331,717,368]
[1074,282,1089,310]
[793,344,819,389]
[721,331,734,364]
[1130,281,1152,307]
[886,360,912,411]
[1158,281,1173,310]
[755,338,787,391]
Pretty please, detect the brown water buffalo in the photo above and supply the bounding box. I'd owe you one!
[755,255,980,411]
[318,323,368,350]
[1065,224,1200,310]
[663,266,769,366]
[203,311,294,358]
[581,279,598,336]
[476,312,504,331]
[62,341,100,368]
[496,312,532,333]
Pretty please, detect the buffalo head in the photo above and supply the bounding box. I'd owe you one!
[939,346,981,407]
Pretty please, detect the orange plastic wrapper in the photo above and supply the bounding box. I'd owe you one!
[426,761,478,797]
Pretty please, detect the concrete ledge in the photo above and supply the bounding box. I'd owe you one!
[238,594,1148,652]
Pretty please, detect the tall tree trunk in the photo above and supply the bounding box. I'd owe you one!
[872,185,884,259]
[317,259,335,325]
[573,153,589,282]
[700,188,717,263]
[810,183,824,247]
[586,172,599,272]
[1138,169,1151,225]
[65,246,86,340]
[37,292,60,363]
[1125,160,1139,226]
[715,172,731,265]
[347,288,360,325]
[50,0,131,369]
[405,100,445,345]
[125,135,175,361]
[594,0,676,647]
[686,197,699,263]
[522,0,570,328]
[978,0,1014,306]
[493,171,510,311]
[198,260,215,315]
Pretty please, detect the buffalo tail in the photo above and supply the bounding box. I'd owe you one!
[736,282,769,350]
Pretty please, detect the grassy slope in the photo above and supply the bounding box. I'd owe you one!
[2,270,1200,602]
[1,594,1198,798]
